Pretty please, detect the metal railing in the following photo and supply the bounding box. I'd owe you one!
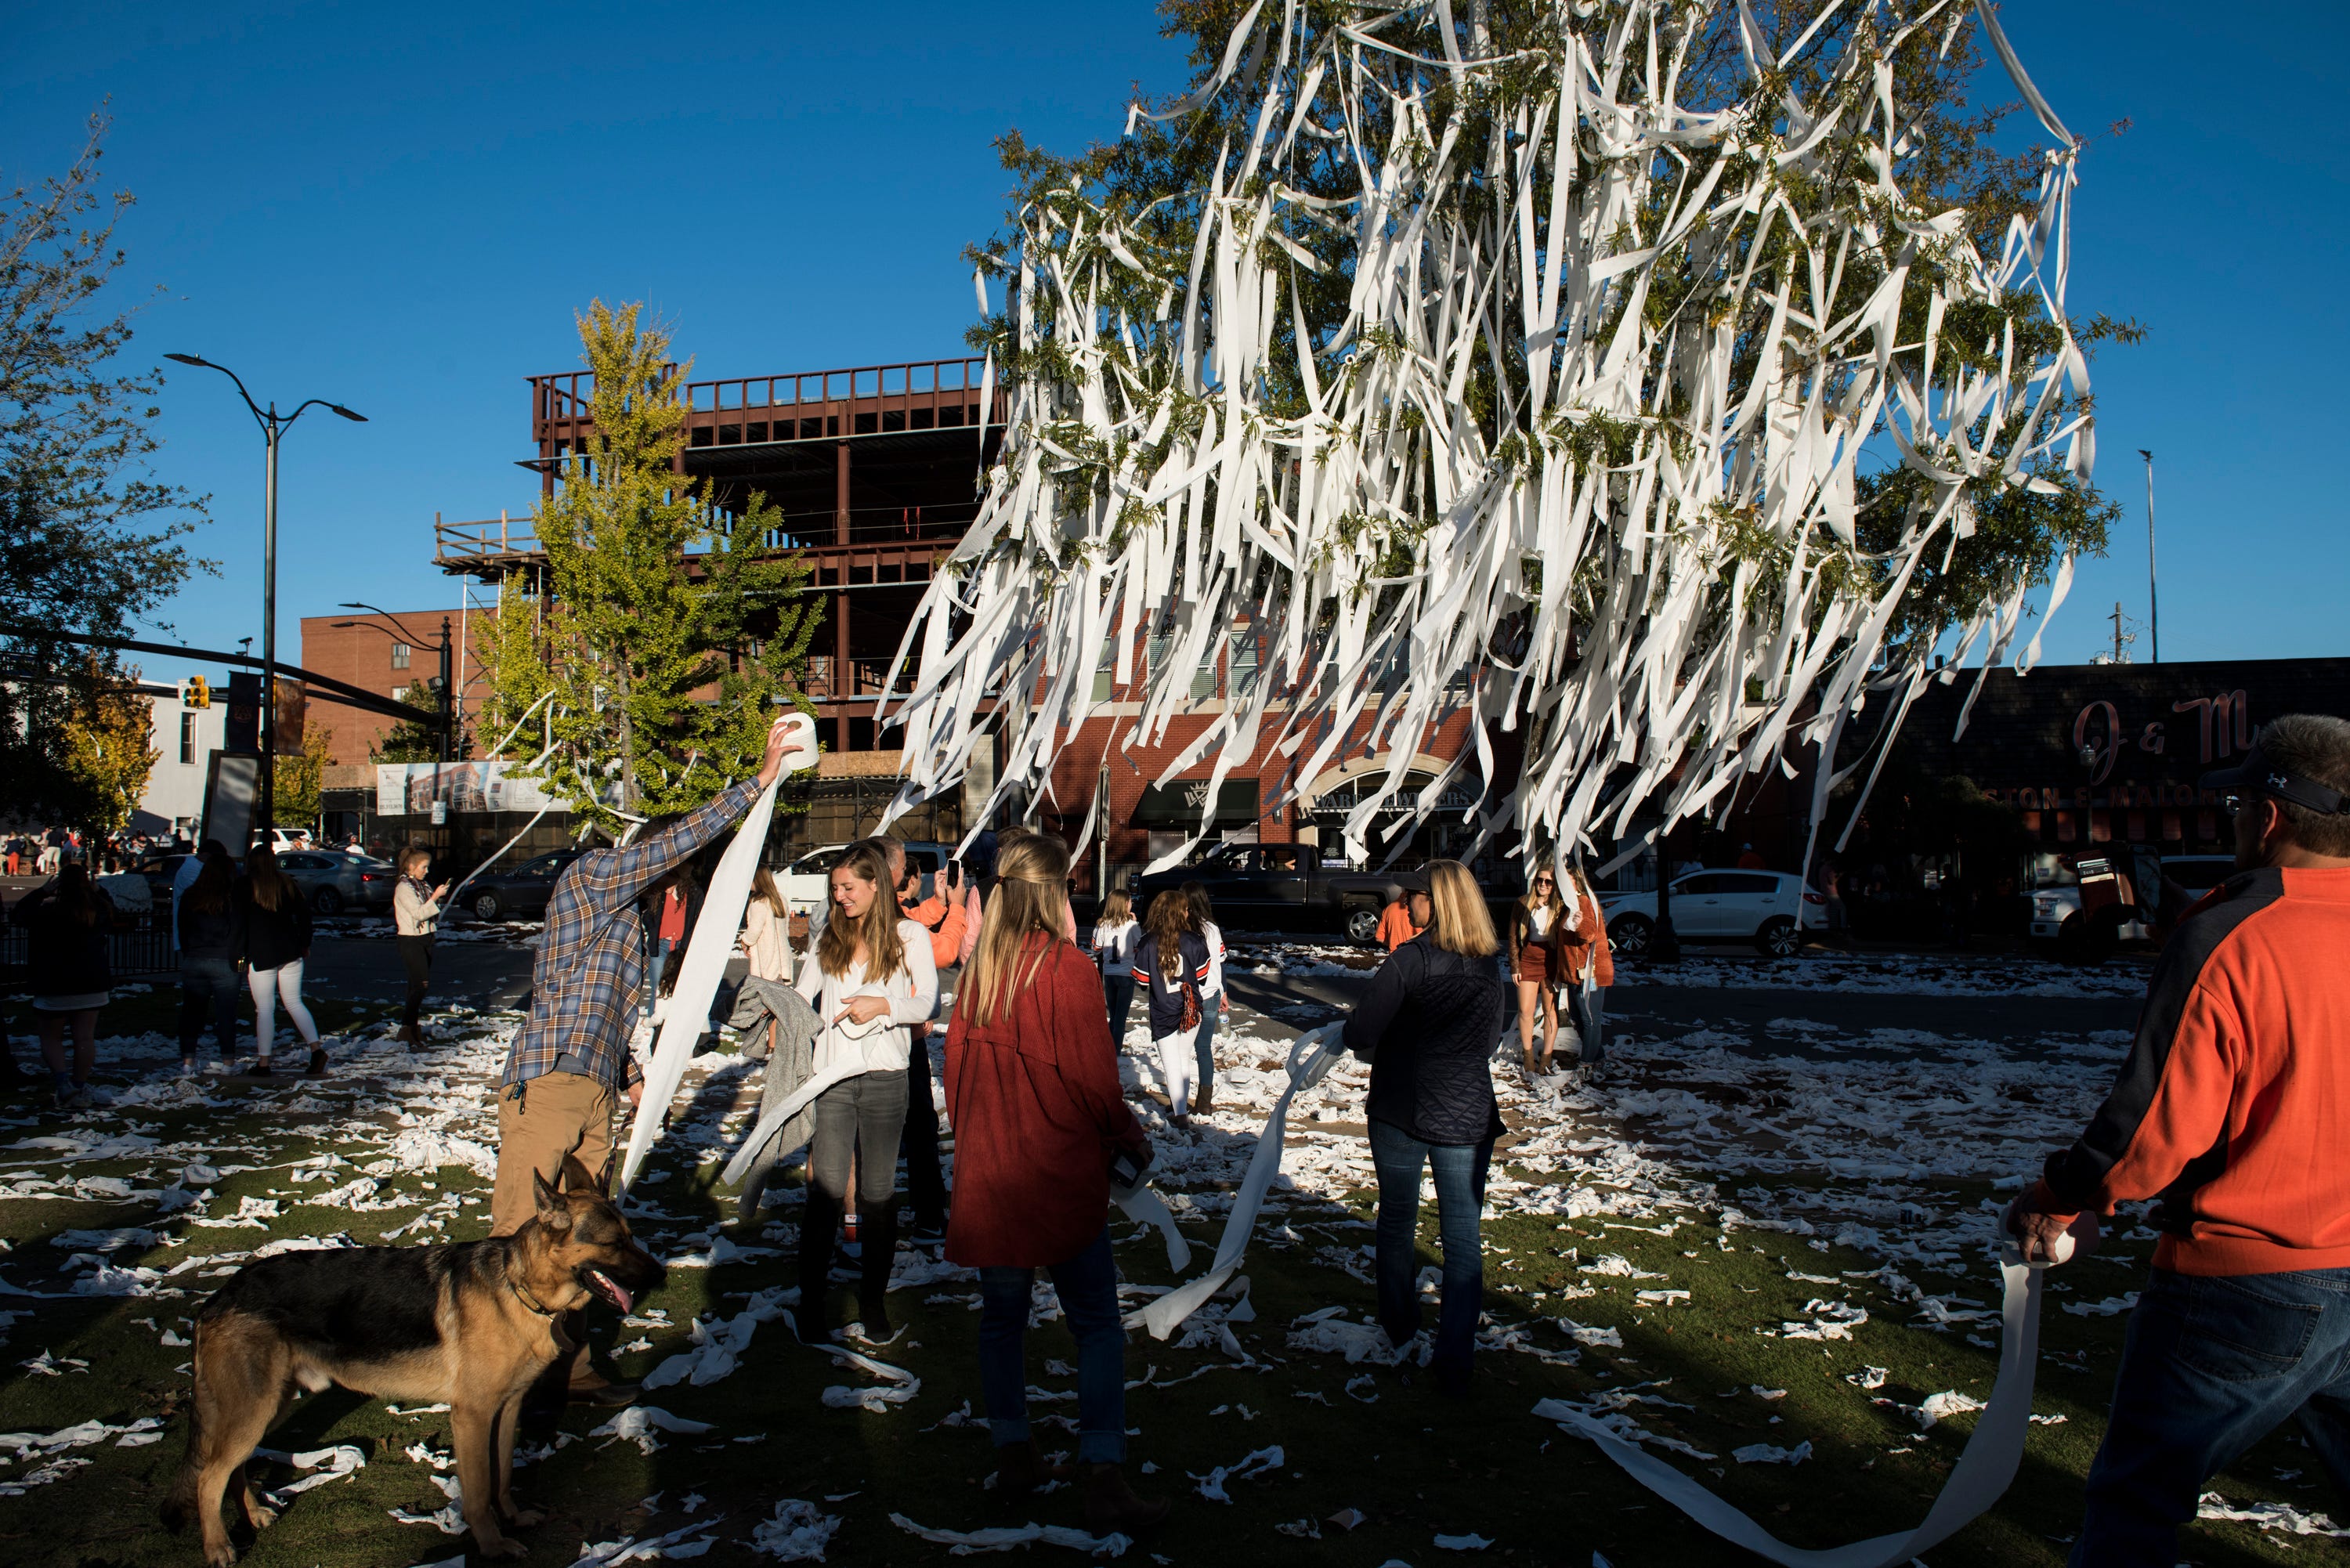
[435,513,541,568]
[802,656,915,703]
[0,909,175,987]
[531,356,996,453]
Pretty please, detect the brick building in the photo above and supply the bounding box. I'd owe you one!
[299,605,497,766]
[1839,656,2350,854]
[401,351,1512,879]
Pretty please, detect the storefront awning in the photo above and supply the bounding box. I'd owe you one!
[1132,779,1260,828]
[1307,773,1477,822]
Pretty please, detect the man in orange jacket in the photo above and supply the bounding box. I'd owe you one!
[1373,884,1426,952]
[2006,715,2350,1566]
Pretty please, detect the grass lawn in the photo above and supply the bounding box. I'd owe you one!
[0,983,2333,1567]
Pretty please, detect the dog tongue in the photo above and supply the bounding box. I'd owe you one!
[591,1270,633,1314]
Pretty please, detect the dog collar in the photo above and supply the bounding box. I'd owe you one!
[508,1277,560,1318]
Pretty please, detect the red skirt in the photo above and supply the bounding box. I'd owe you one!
[1513,941,1553,984]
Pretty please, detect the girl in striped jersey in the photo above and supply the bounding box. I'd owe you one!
[1133,892,1213,1125]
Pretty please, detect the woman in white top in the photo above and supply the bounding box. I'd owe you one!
[739,867,794,982]
[792,840,938,1344]
[392,847,448,1050]
[1091,891,1140,1039]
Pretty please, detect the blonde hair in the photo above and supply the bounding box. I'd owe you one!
[1425,859,1498,957]
[816,841,907,982]
[1099,890,1133,926]
[400,847,431,877]
[961,830,1072,1028]
[750,866,786,918]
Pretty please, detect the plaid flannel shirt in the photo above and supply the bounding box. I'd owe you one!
[498,779,761,1094]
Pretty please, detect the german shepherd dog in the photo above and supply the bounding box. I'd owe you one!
[162,1155,663,1566]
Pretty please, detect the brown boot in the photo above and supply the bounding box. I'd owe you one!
[1083,1462,1169,1536]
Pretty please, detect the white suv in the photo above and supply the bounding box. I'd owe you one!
[1598,869,1828,958]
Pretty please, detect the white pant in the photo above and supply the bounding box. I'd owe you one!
[248,960,319,1053]
[1155,1031,1198,1118]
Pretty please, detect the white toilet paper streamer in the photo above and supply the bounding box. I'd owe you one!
[1137,1025,1345,1339]
[621,714,817,1193]
[1544,1240,2066,1567]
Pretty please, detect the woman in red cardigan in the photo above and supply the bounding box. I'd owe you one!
[942,829,1168,1536]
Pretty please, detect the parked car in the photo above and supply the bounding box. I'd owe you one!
[259,827,314,852]
[2029,852,2233,959]
[143,853,193,909]
[462,850,586,922]
[1598,869,1827,957]
[1130,842,1420,941]
[277,850,397,916]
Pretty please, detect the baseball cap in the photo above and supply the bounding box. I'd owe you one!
[2199,744,2349,816]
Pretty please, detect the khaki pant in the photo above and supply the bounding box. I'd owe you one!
[490,1071,616,1237]
[492,1071,621,1392]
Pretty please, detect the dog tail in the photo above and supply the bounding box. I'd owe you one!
[160,1322,205,1534]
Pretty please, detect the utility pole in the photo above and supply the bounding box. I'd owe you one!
[2104,602,2138,664]
[166,355,366,832]
[2138,450,2158,663]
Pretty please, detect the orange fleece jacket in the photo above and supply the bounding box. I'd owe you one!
[2037,865,2350,1276]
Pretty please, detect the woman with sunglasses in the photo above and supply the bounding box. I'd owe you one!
[1508,866,1567,1074]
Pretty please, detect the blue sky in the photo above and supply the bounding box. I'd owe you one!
[3,2,2341,688]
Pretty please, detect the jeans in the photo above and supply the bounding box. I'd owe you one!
[1369,1118,1493,1378]
[902,1039,947,1228]
[1102,972,1135,1041]
[807,1068,908,1207]
[1568,985,1607,1063]
[1192,1013,1217,1093]
[2073,1266,2350,1566]
[642,937,674,1019]
[397,934,433,1029]
[179,958,240,1061]
[978,1227,1127,1464]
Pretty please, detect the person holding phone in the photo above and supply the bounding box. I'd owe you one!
[392,847,450,1050]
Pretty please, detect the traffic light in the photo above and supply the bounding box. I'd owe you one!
[183,675,212,710]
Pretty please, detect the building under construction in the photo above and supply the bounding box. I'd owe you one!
[424,352,1510,887]
[428,355,1003,851]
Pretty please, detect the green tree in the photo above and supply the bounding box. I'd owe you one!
[272,724,334,829]
[369,679,467,764]
[2,113,211,821]
[481,302,819,837]
[54,654,156,836]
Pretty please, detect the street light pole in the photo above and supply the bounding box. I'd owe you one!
[336,604,455,761]
[166,355,366,834]
[2138,448,2158,664]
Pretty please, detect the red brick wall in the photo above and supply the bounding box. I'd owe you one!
[299,609,499,766]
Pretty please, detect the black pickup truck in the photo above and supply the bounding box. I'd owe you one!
[1131,843,1414,941]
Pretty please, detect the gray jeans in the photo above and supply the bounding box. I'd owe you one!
[806,1067,909,1207]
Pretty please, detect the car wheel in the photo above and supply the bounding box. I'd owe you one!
[310,887,343,916]
[1344,904,1382,945]
[1755,916,1800,958]
[1609,913,1653,956]
[472,892,502,921]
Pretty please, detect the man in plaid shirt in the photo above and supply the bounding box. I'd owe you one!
[490,717,798,1403]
